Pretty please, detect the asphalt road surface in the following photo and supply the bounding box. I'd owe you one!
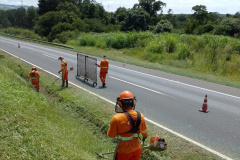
[1,36,240,160]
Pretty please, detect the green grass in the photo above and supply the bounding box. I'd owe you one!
[0,52,114,159]
[0,50,221,159]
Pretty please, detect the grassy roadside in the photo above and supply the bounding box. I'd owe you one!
[0,51,221,160]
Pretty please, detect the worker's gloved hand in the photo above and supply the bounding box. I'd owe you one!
[95,62,97,65]
[58,71,60,74]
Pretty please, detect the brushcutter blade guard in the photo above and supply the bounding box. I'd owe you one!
[147,141,167,151]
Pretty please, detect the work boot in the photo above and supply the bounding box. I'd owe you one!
[62,80,65,87]
[66,80,68,88]
[37,89,39,92]
[102,83,106,88]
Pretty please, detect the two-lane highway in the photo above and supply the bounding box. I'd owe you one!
[1,36,240,159]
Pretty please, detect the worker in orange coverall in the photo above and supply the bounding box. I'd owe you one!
[107,91,148,160]
[28,66,40,92]
[96,55,109,87]
[58,56,69,87]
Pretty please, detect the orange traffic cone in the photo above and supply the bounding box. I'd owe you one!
[18,43,20,48]
[199,94,209,113]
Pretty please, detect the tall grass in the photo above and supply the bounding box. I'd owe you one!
[74,32,240,80]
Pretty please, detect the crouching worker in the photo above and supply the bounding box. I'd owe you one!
[107,91,148,160]
[28,66,40,92]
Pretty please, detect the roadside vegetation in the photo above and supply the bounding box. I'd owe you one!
[0,51,219,159]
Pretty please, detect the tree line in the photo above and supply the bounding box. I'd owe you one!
[0,0,240,43]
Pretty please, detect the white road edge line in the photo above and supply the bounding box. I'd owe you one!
[110,64,240,100]
[1,48,233,160]
[109,76,172,98]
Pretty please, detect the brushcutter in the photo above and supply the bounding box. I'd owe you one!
[18,64,24,71]
[52,66,74,85]
[95,151,114,159]
[142,135,167,151]
[52,77,61,85]
[18,64,25,76]
[96,135,167,159]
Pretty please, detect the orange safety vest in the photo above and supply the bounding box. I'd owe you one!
[98,59,109,72]
[28,70,40,81]
[107,110,148,154]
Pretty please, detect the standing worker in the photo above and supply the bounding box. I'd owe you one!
[58,56,69,87]
[28,66,40,92]
[96,55,109,87]
[107,91,148,160]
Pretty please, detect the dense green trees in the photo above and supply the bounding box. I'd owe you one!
[0,10,10,27]
[215,17,240,37]
[0,0,240,42]
[121,8,150,31]
[134,0,166,18]
[26,6,38,29]
[153,20,173,33]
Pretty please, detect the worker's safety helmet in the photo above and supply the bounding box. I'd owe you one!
[115,91,136,112]
[32,66,37,70]
[58,56,64,60]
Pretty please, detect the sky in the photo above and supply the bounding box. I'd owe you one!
[1,0,240,14]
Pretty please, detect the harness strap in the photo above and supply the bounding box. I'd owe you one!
[124,111,141,133]
[31,70,36,76]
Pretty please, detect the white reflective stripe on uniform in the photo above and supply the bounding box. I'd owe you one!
[117,133,139,141]
[30,77,38,79]
[107,136,114,140]
[101,67,108,68]
[141,129,147,133]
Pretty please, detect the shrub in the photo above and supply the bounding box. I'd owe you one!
[178,44,190,59]
[165,36,177,53]
[79,34,96,46]
[72,18,88,32]
[153,20,173,33]
[104,25,121,32]
[84,18,105,33]
[147,40,164,54]
[48,22,73,41]
[55,30,79,44]
[135,38,152,48]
